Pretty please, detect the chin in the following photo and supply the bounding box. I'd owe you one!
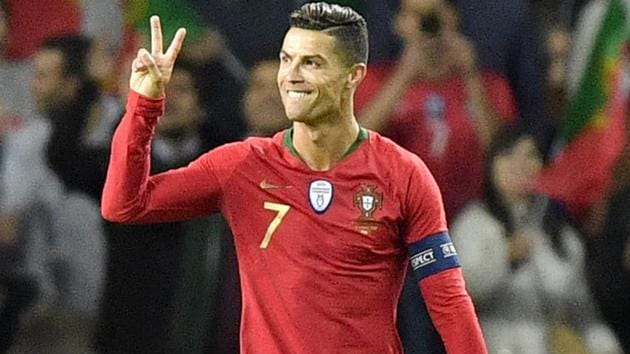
[284,111,307,122]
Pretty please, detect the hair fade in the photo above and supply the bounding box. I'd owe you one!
[289,2,369,66]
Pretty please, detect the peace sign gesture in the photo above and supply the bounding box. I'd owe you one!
[130,16,187,98]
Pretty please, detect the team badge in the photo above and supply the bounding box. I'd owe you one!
[308,179,333,213]
[353,185,383,234]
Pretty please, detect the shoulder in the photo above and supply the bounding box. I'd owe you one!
[199,133,280,170]
[367,130,432,176]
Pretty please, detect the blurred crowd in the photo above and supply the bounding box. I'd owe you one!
[0,0,628,353]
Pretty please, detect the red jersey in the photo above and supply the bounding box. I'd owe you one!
[356,64,516,220]
[102,91,487,354]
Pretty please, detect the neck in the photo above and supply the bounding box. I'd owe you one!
[292,113,360,171]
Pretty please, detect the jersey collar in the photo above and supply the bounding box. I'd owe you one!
[282,126,368,161]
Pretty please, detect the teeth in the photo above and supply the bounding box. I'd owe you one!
[287,91,310,98]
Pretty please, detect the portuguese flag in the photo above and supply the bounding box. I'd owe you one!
[533,0,629,215]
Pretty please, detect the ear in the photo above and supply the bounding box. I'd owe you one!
[346,63,367,89]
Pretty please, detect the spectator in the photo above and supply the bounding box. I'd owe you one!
[30,34,107,348]
[451,127,621,353]
[357,0,516,222]
[0,101,58,353]
[242,58,291,137]
[178,28,248,151]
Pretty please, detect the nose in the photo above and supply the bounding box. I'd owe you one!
[284,61,304,83]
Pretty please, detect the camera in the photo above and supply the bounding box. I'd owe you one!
[419,11,441,36]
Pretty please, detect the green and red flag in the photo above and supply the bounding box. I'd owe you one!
[533,0,629,215]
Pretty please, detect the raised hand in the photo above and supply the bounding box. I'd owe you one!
[130,16,186,98]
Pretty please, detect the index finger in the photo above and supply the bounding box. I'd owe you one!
[165,28,187,61]
[150,16,163,55]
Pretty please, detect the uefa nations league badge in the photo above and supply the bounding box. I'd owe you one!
[308,180,333,214]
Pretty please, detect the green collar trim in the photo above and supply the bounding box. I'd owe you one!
[282,126,368,160]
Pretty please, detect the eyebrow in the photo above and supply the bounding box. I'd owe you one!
[280,50,326,62]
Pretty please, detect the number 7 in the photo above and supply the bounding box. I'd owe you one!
[260,202,291,249]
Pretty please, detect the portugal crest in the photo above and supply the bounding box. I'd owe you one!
[353,185,383,220]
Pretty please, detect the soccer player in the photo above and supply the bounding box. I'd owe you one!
[101,2,487,353]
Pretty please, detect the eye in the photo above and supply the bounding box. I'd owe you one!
[304,59,320,68]
[279,54,290,63]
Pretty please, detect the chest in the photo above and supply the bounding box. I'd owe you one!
[220,162,406,267]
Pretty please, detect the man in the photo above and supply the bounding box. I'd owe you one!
[30,34,107,343]
[102,3,486,353]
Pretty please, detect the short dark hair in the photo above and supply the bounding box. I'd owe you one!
[40,35,91,80]
[289,2,368,66]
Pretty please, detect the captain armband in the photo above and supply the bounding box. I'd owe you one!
[408,231,461,282]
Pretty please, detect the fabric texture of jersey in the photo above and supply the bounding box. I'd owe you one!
[102,91,487,354]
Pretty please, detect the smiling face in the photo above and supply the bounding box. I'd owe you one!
[277,27,356,125]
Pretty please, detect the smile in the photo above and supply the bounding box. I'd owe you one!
[287,90,313,98]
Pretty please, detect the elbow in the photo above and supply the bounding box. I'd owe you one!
[100,198,139,224]
[101,202,126,223]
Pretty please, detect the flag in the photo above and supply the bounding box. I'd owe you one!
[125,0,207,44]
[533,0,629,216]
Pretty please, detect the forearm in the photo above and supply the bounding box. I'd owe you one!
[420,267,487,354]
[464,72,502,150]
[102,90,220,224]
[101,90,163,222]
[358,69,410,132]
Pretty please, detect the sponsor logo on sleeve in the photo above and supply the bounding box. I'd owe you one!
[410,249,436,270]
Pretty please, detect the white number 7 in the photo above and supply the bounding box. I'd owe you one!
[260,202,291,249]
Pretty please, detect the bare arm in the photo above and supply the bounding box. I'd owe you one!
[448,34,503,151]
[463,71,503,151]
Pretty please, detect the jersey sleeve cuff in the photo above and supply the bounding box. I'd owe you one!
[127,89,166,118]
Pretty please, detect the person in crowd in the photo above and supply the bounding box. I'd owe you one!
[451,127,621,354]
[242,59,292,137]
[0,100,58,353]
[357,0,516,222]
[27,34,109,352]
[176,27,248,151]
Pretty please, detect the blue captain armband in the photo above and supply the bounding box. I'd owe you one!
[408,231,461,282]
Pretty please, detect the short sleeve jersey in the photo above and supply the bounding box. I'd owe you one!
[192,129,446,353]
